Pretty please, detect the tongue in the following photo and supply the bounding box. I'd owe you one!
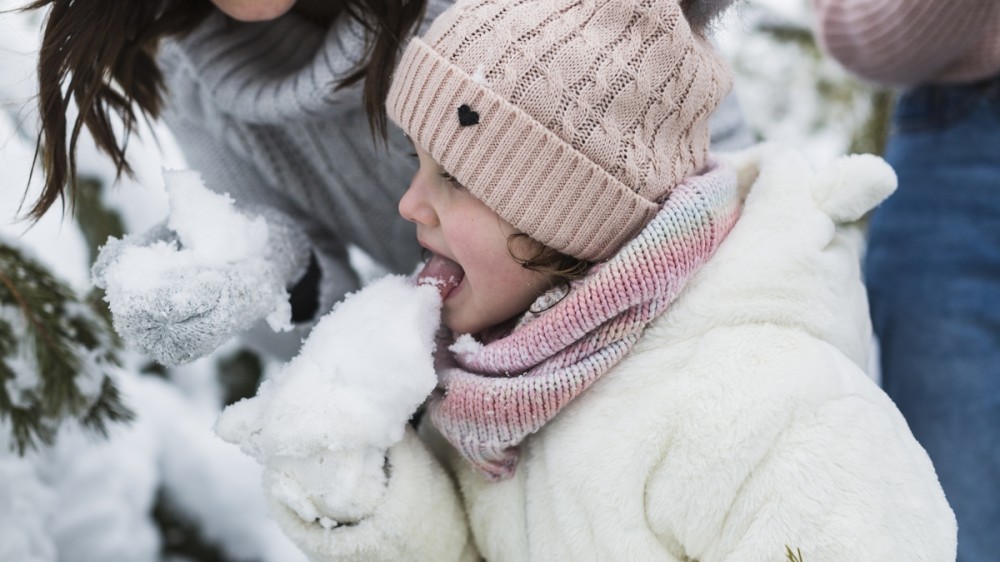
[417,254,465,299]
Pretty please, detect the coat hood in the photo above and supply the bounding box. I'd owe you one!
[648,143,897,370]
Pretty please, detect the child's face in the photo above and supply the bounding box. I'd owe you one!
[400,146,554,335]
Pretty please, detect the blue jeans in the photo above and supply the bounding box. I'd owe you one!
[865,76,1000,561]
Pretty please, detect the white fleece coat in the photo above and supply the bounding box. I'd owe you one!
[268,145,957,562]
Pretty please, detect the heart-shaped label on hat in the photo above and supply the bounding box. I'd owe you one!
[458,104,480,126]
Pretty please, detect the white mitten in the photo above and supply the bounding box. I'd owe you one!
[215,275,442,525]
[265,447,387,526]
[93,170,310,365]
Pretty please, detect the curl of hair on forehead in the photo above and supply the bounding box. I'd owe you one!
[20,0,426,222]
[506,232,592,286]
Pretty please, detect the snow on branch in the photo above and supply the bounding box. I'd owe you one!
[0,240,133,454]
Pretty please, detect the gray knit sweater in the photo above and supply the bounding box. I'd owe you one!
[156,2,751,326]
[158,2,453,319]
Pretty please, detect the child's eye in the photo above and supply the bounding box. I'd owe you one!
[440,171,464,189]
[408,151,418,159]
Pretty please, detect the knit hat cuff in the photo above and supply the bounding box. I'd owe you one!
[387,38,660,261]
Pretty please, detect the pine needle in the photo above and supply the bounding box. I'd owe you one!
[0,241,133,454]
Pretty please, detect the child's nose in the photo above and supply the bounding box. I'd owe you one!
[398,179,438,227]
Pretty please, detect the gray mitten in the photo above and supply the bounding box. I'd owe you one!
[93,171,311,366]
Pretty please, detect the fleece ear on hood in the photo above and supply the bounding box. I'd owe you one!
[652,144,895,370]
[811,154,897,223]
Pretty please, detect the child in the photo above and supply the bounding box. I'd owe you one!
[219,0,957,560]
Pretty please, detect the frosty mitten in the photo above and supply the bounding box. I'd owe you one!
[92,170,311,366]
[264,447,388,525]
[92,221,176,289]
[215,275,442,525]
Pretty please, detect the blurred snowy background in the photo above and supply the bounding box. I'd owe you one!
[0,1,888,561]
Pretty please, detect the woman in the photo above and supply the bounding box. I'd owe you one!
[27,0,449,365]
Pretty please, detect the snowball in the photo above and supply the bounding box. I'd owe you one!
[164,170,269,264]
[215,275,442,460]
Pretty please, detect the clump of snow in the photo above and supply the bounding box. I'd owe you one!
[96,170,294,334]
[62,302,116,402]
[0,305,39,409]
[418,275,454,288]
[165,170,269,264]
[102,170,272,294]
[449,333,483,356]
[471,64,490,87]
[265,298,294,333]
[215,275,442,522]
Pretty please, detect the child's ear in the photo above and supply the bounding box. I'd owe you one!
[679,0,740,34]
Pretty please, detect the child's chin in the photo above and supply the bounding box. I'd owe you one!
[442,314,472,336]
[442,307,484,337]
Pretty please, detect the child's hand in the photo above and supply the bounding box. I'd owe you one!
[265,447,388,526]
[91,170,311,366]
[214,275,442,524]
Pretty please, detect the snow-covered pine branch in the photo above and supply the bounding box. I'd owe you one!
[0,239,132,454]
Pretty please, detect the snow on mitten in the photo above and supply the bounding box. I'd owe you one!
[215,275,441,524]
[265,448,388,526]
[93,170,310,366]
[91,221,177,287]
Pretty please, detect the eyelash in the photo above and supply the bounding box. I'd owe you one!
[409,151,462,188]
[439,171,461,186]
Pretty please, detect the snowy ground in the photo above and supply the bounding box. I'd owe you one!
[0,1,875,560]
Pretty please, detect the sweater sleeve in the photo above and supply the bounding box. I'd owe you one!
[267,427,480,562]
[811,0,1000,85]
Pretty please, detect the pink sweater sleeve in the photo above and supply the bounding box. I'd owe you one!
[812,0,1000,86]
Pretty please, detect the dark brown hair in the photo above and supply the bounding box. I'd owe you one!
[507,233,592,286]
[22,0,427,221]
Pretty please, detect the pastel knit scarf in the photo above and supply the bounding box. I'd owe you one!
[428,158,742,481]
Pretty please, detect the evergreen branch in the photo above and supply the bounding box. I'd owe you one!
[0,241,132,454]
[75,175,126,264]
[758,21,815,48]
[0,264,46,347]
[786,545,805,562]
[80,377,135,438]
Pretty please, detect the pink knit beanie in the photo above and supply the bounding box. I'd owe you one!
[387,0,733,261]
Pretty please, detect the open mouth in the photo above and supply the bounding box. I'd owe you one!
[416,253,465,300]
